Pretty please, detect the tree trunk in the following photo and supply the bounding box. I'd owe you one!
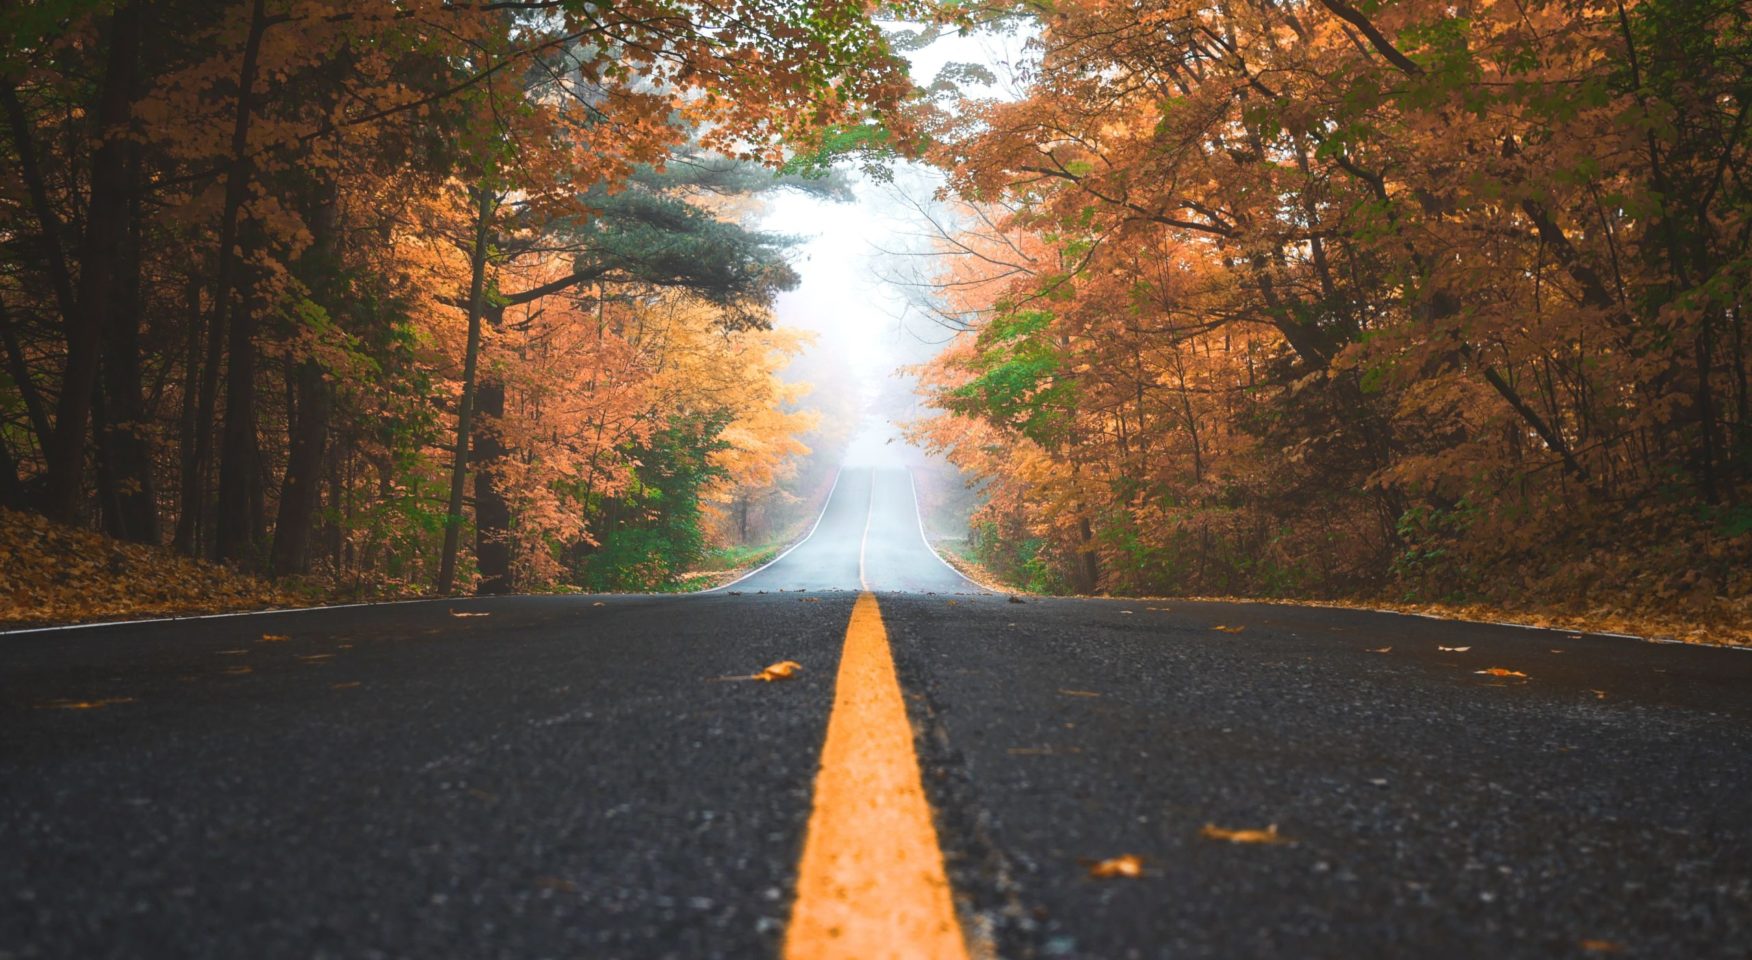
[269,174,343,576]
[270,357,330,575]
[96,140,158,543]
[211,0,270,566]
[437,187,497,594]
[43,4,142,525]
[472,370,513,596]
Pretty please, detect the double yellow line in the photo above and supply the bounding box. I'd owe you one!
[783,591,972,960]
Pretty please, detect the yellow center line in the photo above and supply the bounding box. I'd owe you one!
[783,591,971,960]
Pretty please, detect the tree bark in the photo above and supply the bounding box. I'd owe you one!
[212,0,271,565]
[42,4,143,525]
[95,139,159,543]
[269,181,341,576]
[472,369,513,596]
[437,187,497,594]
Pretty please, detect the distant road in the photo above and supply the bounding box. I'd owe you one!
[4,466,1749,958]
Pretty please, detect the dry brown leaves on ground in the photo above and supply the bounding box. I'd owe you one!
[0,509,296,627]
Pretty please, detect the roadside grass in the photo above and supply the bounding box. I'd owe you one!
[670,541,786,592]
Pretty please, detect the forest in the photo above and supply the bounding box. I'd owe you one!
[3,0,1749,635]
[910,0,1750,636]
[0,0,905,599]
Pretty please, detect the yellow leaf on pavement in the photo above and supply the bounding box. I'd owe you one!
[1200,823,1292,845]
[1087,854,1143,878]
[1437,646,1471,652]
[1212,625,1244,633]
[1476,667,1529,678]
[260,633,290,642]
[449,610,490,618]
[755,660,803,682]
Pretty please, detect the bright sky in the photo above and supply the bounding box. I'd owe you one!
[758,27,1033,422]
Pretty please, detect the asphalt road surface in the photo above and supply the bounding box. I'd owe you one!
[3,466,1749,958]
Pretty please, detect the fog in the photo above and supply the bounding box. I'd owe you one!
[757,27,1032,538]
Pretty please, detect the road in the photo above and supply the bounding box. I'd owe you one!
[3,466,1749,959]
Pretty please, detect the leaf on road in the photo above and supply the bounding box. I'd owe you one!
[1437,645,1471,652]
[1121,610,1134,615]
[1058,689,1101,698]
[222,665,253,675]
[1008,595,1026,604]
[298,653,333,663]
[1366,646,1392,654]
[1579,940,1623,954]
[591,601,606,607]
[754,660,803,682]
[799,597,819,603]
[1200,823,1293,845]
[1475,667,1529,678]
[1211,624,1245,633]
[1087,854,1144,878]
[260,633,290,643]
[215,648,249,655]
[1590,689,1608,700]
[449,610,490,618]
[36,696,136,710]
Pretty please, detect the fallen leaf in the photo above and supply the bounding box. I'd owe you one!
[1590,689,1608,700]
[799,597,819,603]
[260,633,290,643]
[1367,646,1392,654]
[222,665,253,675]
[215,648,249,656]
[534,876,577,893]
[1008,595,1025,604]
[37,696,136,710]
[1087,854,1144,878]
[449,610,490,618]
[1058,689,1101,698]
[1579,940,1623,954]
[1120,610,1134,615]
[298,653,333,663]
[754,660,803,682]
[1549,649,1565,654]
[1200,823,1292,845]
[591,601,606,607]
[1437,645,1471,652]
[1475,667,1529,678]
[1212,625,1245,634]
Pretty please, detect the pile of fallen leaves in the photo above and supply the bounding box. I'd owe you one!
[0,509,297,628]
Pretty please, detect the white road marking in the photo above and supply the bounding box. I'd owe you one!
[699,468,844,593]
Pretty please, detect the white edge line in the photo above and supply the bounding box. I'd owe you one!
[858,481,873,592]
[0,596,455,638]
[699,467,843,594]
[907,468,988,592]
